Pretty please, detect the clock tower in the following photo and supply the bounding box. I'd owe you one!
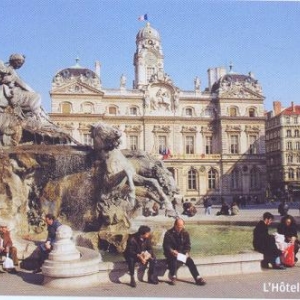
[133,22,164,89]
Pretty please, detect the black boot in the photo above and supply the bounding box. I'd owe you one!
[130,275,136,288]
[148,274,159,284]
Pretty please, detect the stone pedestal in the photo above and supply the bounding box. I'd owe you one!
[42,225,102,289]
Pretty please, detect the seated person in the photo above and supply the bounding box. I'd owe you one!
[253,212,285,269]
[216,199,230,216]
[231,202,239,216]
[0,223,19,268]
[182,202,197,217]
[123,225,158,287]
[277,215,299,262]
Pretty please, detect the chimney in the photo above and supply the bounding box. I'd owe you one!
[95,61,101,79]
[291,101,295,112]
[207,67,227,91]
[273,101,282,116]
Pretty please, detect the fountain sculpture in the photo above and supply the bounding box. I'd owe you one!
[0,54,178,257]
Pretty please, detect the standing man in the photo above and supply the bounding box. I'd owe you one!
[163,218,206,286]
[32,214,62,274]
[253,212,285,269]
[203,197,212,215]
[0,223,18,266]
[123,225,158,288]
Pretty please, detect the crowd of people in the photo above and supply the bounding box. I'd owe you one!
[1,196,299,288]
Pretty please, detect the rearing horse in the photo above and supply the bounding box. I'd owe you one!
[90,122,176,214]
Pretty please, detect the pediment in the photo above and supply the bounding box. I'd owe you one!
[51,80,104,95]
[219,86,263,100]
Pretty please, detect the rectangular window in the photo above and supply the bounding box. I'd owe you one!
[146,67,155,81]
[205,136,212,154]
[158,135,167,154]
[185,136,194,154]
[230,135,239,154]
[129,135,138,150]
[286,141,292,150]
[249,135,257,154]
[83,133,92,145]
[188,169,197,190]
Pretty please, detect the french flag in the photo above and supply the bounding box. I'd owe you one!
[138,13,148,21]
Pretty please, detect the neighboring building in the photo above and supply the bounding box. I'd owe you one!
[49,22,266,203]
[266,101,300,200]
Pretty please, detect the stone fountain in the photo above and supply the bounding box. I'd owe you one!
[0,54,179,273]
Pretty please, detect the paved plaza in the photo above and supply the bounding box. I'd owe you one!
[1,203,300,299]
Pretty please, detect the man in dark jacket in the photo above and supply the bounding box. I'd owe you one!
[123,225,158,288]
[253,212,285,269]
[32,213,62,274]
[163,218,206,286]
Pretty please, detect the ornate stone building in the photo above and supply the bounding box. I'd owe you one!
[49,22,266,203]
[266,101,300,200]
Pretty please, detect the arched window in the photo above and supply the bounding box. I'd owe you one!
[81,102,93,114]
[250,167,261,189]
[208,168,217,189]
[231,168,241,189]
[295,130,299,137]
[185,108,193,117]
[108,106,117,115]
[288,168,294,179]
[61,102,72,114]
[296,168,300,179]
[188,168,197,190]
[129,106,138,115]
[249,108,255,117]
[229,107,237,117]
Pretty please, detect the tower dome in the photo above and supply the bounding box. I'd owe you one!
[136,22,161,43]
[51,57,101,89]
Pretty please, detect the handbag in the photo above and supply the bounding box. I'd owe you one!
[281,243,295,267]
[3,255,14,269]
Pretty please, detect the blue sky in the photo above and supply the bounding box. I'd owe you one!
[1,0,300,112]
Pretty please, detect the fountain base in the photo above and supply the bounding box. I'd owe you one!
[42,224,102,289]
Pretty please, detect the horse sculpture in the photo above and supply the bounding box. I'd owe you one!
[90,122,178,216]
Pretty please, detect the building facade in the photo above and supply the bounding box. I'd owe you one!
[266,101,300,200]
[49,23,267,203]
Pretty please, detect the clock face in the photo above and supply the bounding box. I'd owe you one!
[145,53,157,65]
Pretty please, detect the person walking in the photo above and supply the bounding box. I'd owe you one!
[253,212,285,269]
[203,197,212,215]
[163,218,206,286]
[32,214,62,274]
[123,225,158,288]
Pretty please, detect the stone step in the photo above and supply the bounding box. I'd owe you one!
[97,251,263,284]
